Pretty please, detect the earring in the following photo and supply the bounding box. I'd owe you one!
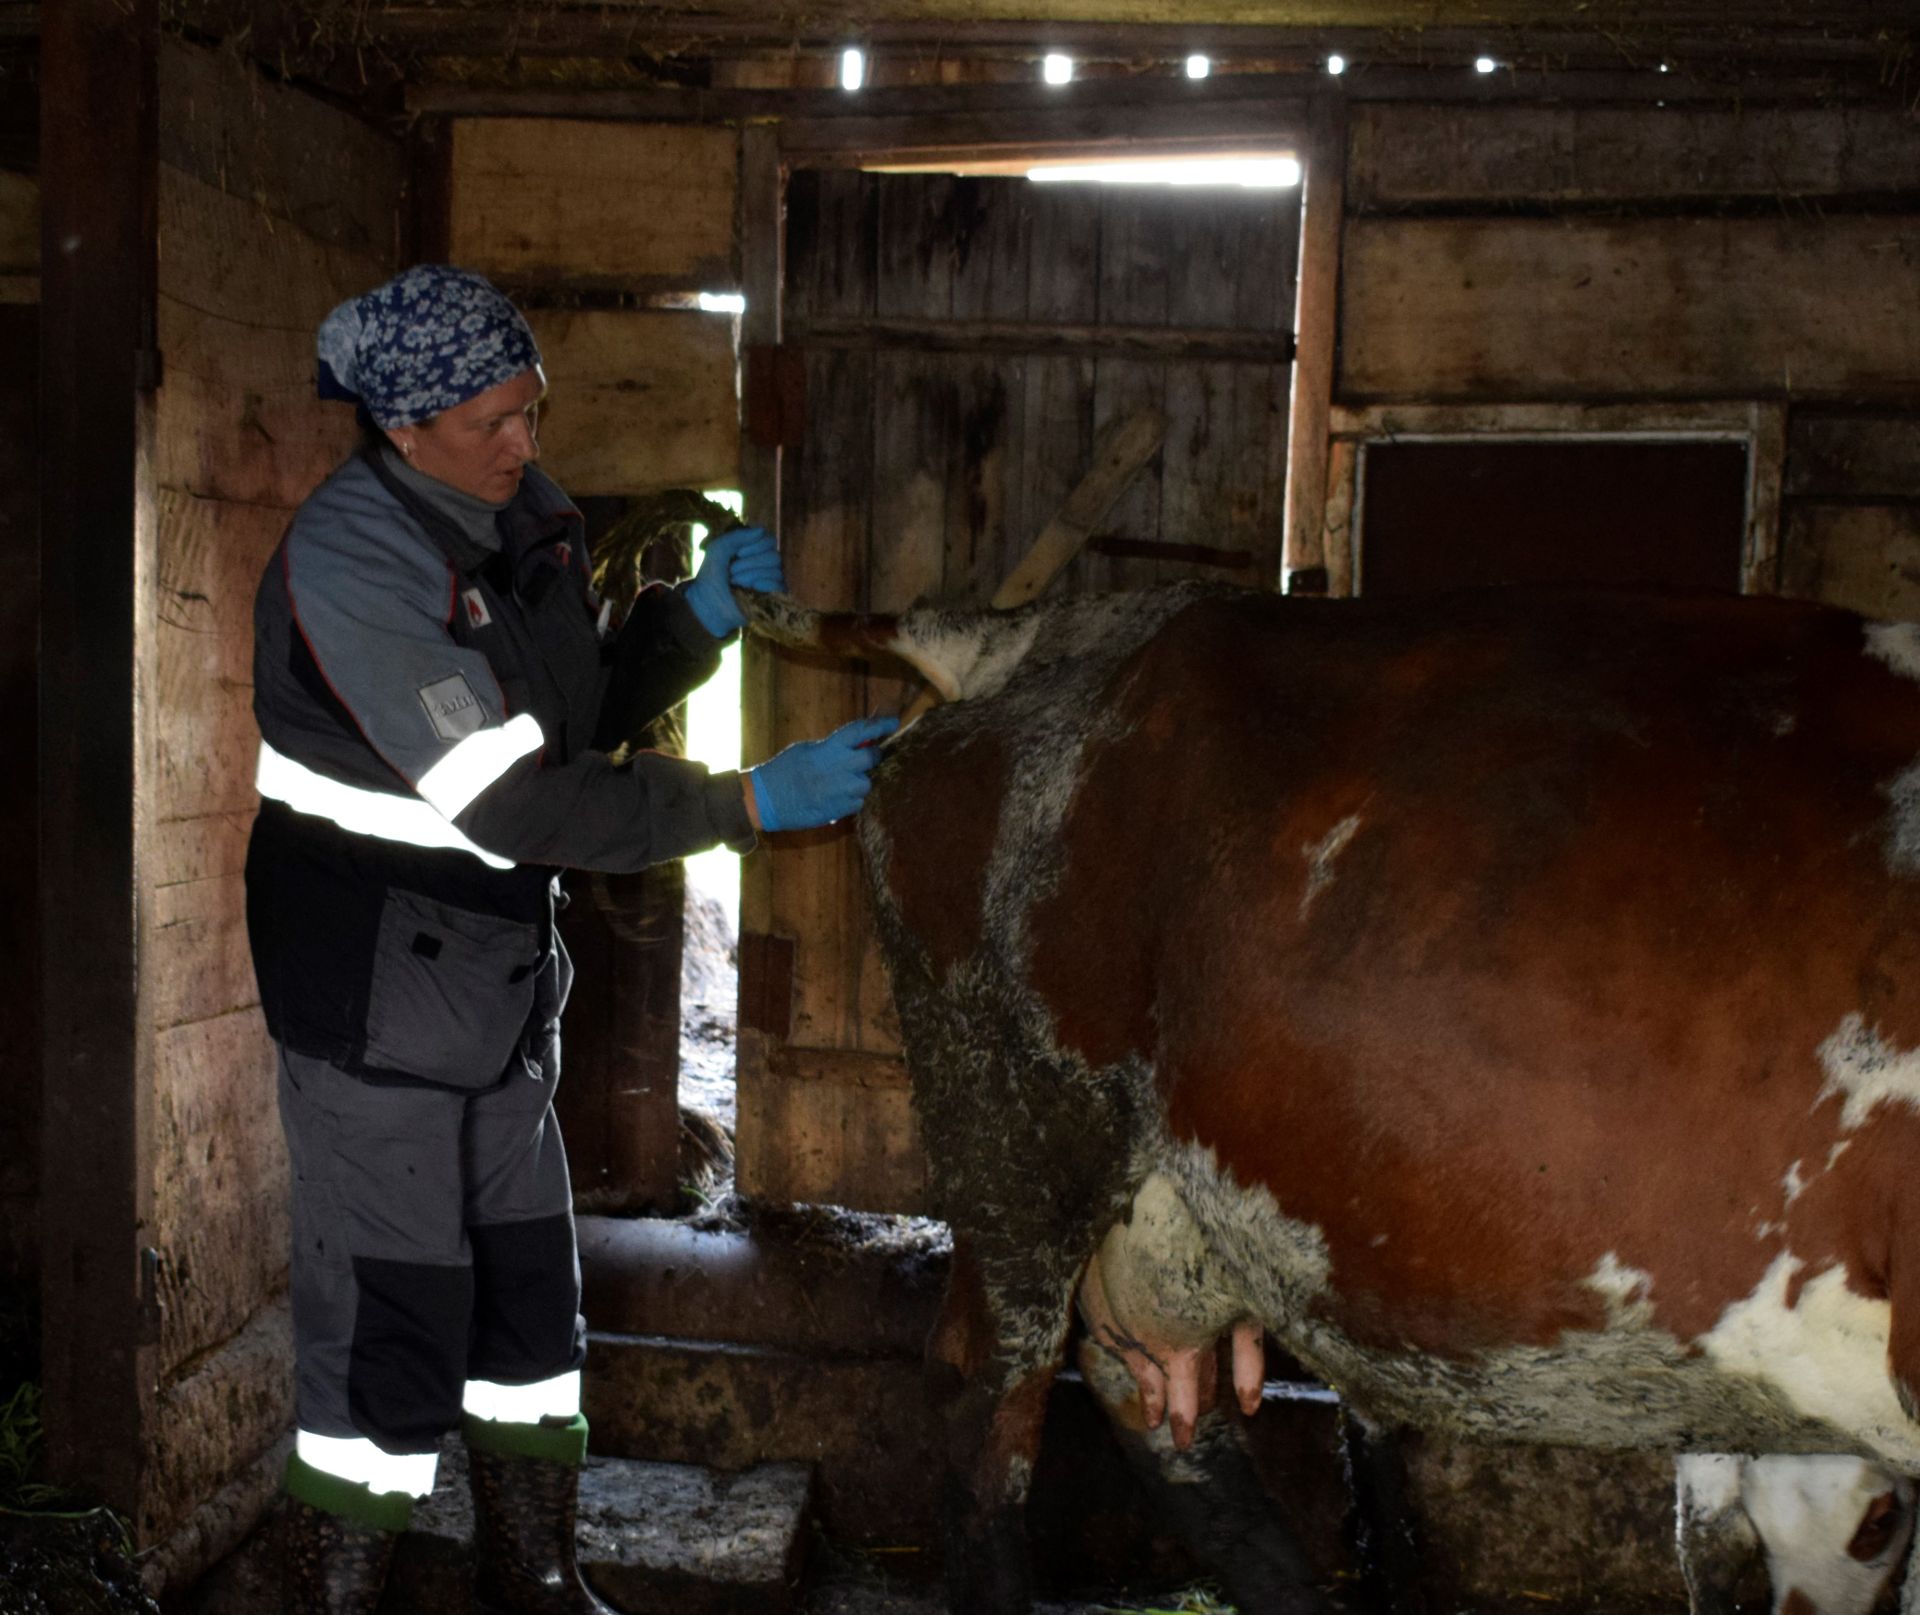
[400,441,415,457]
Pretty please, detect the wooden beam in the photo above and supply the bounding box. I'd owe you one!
[789,314,1294,364]
[410,65,1897,128]
[448,119,739,287]
[1349,104,1920,210]
[409,69,1315,124]
[1341,214,1920,403]
[736,122,782,953]
[39,0,158,1527]
[371,0,1909,37]
[1280,93,1343,592]
[370,9,1904,65]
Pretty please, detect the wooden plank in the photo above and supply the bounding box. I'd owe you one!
[0,301,34,1289]
[1787,413,1920,500]
[448,119,738,288]
[1282,94,1344,589]
[151,1010,286,1374]
[39,0,159,1526]
[766,347,876,1058]
[1322,436,1358,597]
[1743,401,1787,596]
[1780,503,1920,622]
[557,865,685,1214]
[790,313,1296,363]
[1350,104,1920,210]
[144,1300,294,1548]
[160,36,405,257]
[1341,214,1920,402]
[736,1031,927,1212]
[526,308,740,496]
[1331,400,1763,439]
[159,164,389,336]
[999,407,1167,605]
[737,125,782,957]
[155,494,284,821]
[367,9,1912,64]
[417,72,1312,127]
[157,297,355,508]
[1020,184,1100,603]
[1084,187,1169,592]
[784,168,876,325]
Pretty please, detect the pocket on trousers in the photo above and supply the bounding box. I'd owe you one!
[361,890,539,1087]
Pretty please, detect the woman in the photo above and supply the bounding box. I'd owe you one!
[245,264,893,1614]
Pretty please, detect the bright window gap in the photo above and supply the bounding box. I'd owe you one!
[683,490,746,934]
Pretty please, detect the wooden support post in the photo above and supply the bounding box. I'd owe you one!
[737,119,791,1052]
[39,0,159,1525]
[1281,93,1346,596]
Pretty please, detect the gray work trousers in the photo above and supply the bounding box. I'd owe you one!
[277,1040,586,1457]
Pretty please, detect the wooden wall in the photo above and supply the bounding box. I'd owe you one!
[0,160,35,1287]
[1338,101,1920,612]
[445,118,741,496]
[137,38,405,1583]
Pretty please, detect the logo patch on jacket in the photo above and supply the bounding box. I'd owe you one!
[418,674,486,743]
[462,588,492,629]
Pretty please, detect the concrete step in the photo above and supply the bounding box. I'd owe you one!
[173,1448,812,1615]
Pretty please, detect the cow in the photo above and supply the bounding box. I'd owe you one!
[741,581,1920,1615]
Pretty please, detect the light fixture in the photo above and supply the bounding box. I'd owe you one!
[1043,53,1073,85]
[1028,156,1301,189]
[1658,61,1672,72]
[840,48,865,91]
[1326,53,1347,75]
[697,292,746,315]
[1475,55,1498,73]
[1185,54,1211,79]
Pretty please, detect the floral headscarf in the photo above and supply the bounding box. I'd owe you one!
[316,264,542,429]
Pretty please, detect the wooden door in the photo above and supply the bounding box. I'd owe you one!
[737,168,1300,1211]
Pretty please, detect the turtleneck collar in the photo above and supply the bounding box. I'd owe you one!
[377,442,511,553]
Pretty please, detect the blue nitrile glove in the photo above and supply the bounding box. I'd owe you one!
[687,525,787,638]
[748,715,900,832]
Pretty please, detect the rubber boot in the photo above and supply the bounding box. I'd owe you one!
[465,1414,622,1614]
[282,1497,401,1615]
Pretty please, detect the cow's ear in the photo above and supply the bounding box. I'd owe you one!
[1847,1490,1906,1562]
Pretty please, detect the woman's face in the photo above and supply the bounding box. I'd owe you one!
[390,366,546,503]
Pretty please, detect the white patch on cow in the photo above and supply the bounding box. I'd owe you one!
[1299,814,1362,921]
[1743,1454,1916,1615]
[1757,1220,1788,1242]
[1584,1252,1657,1328]
[1829,1140,1854,1172]
[1786,1159,1809,1205]
[1818,1014,1920,1133]
[1703,1255,1920,1466]
[1371,1233,1389,1247]
[1867,623,1920,687]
